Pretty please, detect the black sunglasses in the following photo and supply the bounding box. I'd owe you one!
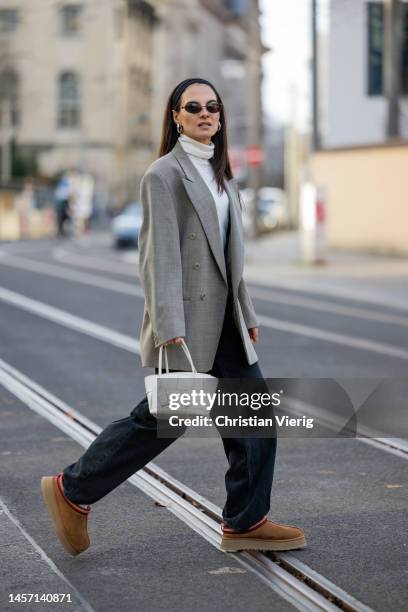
[178,101,222,114]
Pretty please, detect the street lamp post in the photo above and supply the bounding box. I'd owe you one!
[246,0,263,240]
[311,0,321,152]
[0,99,13,184]
[384,0,403,138]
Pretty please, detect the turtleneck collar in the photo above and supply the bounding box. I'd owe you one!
[178,133,215,161]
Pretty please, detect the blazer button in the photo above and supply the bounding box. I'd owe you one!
[189,232,197,239]
[193,262,200,270]
[200,293,206,300]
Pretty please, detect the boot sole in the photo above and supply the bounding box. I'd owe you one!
[41,477,85,556]
[220,534,306,552]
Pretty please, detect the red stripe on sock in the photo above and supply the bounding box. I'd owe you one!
[222,516,268,534]
[55,474,91,515]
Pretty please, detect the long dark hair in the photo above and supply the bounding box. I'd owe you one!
[158,78,234,197]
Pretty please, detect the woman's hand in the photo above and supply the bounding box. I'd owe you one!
[248,327,259,343]
[162,336,184,347]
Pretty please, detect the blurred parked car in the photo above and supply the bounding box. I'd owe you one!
[111,202,142,249]
[257,187,289,232]
[239,187,289,237]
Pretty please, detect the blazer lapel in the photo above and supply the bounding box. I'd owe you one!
[224,178,244,297]
[171,139,228,286]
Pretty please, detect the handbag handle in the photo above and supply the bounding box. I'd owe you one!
[158,338,197,374]
[179,338,197,373]
[158,342,170,374]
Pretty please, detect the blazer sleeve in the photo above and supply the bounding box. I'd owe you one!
[138,170,186,347]
[238,277,259,329]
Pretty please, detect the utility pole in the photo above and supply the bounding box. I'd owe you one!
[0,99,13,184]
[384,0,402,138]
[311,0,320,151]
[246,0,263,239]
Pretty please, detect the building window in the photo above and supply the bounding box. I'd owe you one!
[0,8,19,32]
[224,0,248,17]
[59,4,82,36]
[367,2,384,95]
[0,69,19,126]
[57,72,80,128]
[367,2,408,96]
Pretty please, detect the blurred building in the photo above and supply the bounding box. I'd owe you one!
[0,0,159,209]
[151,0,260,168]
[322,0,408,147]
[0,0,262,211]
[311,0,408,255]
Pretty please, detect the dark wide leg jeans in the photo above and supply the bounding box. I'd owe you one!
[62,294,277,531]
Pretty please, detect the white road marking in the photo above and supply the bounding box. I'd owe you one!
[0,287,140,354]
[0,497,96,612]
[244,273,408,312]
[53,248,139,275]
[4,252,408,330]
[256,313,408,360]
[248,286,408,327]
[1,285,408,361]
[120,252,139,264]
[0,255,144,298]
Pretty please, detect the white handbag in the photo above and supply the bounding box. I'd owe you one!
[144,338,218,418]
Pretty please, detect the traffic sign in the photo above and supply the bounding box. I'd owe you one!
[246,146,264,166]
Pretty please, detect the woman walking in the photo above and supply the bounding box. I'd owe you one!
[41,78,306,556]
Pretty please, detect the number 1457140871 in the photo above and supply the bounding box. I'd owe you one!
[9,593,72,604]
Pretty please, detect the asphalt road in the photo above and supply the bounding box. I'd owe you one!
[0,233,407,612]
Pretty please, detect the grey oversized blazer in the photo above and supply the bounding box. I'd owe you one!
[138,138,259,372]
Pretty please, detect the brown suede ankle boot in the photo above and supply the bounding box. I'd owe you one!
[220,517,306,552]
[41,473,91,556]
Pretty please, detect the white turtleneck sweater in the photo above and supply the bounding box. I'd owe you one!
[178,134,230,252]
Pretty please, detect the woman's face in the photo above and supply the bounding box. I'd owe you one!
[172,83,220,145]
